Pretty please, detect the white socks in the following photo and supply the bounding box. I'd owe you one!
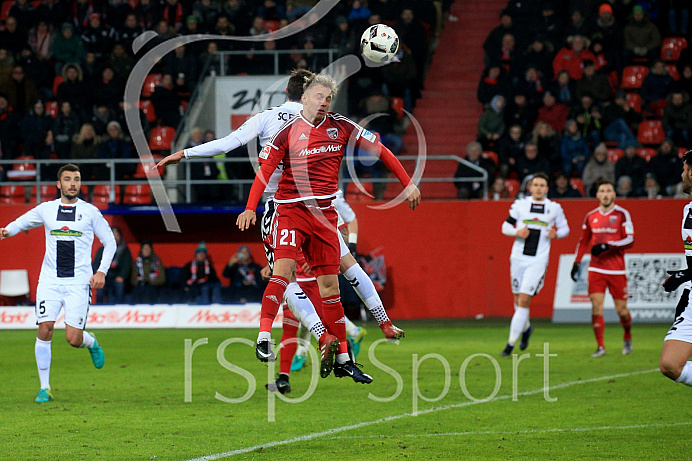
[35,338,52,390]
[336,352,350,364]
[508,307,530,346]
[675,362,692,386]
[342,264,389,324]
[79,331,96,349]
[284,282,323,339]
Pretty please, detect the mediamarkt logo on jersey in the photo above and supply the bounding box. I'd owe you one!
[50,226,83,237]
[297,144,343,157]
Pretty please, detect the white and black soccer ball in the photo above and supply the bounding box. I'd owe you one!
[360,24,399,63]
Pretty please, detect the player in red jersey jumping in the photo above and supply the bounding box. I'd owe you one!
[237,74,420,384]
[571,179,635,357]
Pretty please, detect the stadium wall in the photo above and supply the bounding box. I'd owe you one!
[0,199,684,319]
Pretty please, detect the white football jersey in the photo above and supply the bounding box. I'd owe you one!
[505,197,569,262]
[333,190,356,227]
[679,201,692,311]
[4,199,117,285]
[184,100,302,196]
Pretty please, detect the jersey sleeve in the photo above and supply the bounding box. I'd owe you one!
[554,204,570,239]
[92,209,117,275]
[502,200,520,236]
[574,213,592,263]
[4,203,46,237]
[609,209,634,249]
[683,205,692,257]
[184,115,261,158]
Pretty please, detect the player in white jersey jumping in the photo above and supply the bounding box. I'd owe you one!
[660,150,692,387]
[500,172,570,356]
[0,164,116,403]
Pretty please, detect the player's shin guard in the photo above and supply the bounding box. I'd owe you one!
[321,295,348,354]
[675,362,692,386]
[259,276,289,332]
[508,307,529,346]
[620,313,632,341]
[35,338,51,390]
[342,264,389,324]
[279,306,300,376]
[592,314,605,348]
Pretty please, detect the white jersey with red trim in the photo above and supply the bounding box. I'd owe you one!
[4,199,116,285]
[574,205,634,274]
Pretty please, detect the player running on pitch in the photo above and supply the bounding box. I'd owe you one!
[500,172,569,356]
[572,179,634,357]
[0,164,116,402]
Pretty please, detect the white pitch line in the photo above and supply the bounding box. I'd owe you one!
[187,368,658,461]
[324,421,692,440]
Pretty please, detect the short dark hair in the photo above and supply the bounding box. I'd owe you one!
[532,172,549,184]
[683,150,692,166]
[57,163,80,180]
[596,179,615,190]
[286,69,314,101]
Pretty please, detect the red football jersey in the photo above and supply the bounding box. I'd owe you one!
[574,205,634,274]
[245,111,411,211]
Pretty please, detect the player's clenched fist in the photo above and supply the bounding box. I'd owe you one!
[405,183,421,210]
[0,228,8,239]
[237,210,257,230]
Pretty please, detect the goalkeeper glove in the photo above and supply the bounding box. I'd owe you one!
[591,243,610,256]
[663,269,692,292]
[571,263,580,282]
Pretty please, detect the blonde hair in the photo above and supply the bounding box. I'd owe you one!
[304,74,338,96]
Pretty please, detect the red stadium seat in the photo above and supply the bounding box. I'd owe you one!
[344,181,374,201]
[503,179,520,197]
[6,156,36,180]
[133,155,162,178]
[665,63,680,81]
[0,185,25,204]
[661,37,688,61]
[141,73,162,98]
[52,75,63,97]
[93,184,121,203]
[569,178,585,196]
[621,66,649,89]
[31,185,59,202]
[637,120,665,145]
[636,147,657,162]
[123,184,152,204]
[0,2,15,21]
[679,147,689,158]
[263,20,280,32]
[390,97,404,120]
[148,126,175,151]
[607,148,625,164]
[625,93,642,113]
[481,151,499,165]
[136,100,157,123]
[45,100,58,118]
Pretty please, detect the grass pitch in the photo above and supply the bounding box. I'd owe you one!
[1,320,690,460]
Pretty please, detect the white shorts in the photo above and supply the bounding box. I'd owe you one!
[36,283,91,329]
[338,231,349,258]
[510,257,547,296]
[665,289,692,344]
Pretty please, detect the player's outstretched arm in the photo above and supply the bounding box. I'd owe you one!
[155,150,185,169]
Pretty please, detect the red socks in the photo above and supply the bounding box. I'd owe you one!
[279,305,299,375]
[592,314,605,348]
[321,295,348,354]
[620,313,632,341]
[259,276,288,332]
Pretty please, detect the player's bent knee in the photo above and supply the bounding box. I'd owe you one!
[660,356,682,380]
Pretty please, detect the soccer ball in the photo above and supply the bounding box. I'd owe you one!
[360,24,399,63]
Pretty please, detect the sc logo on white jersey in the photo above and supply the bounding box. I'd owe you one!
[277,112,291,122]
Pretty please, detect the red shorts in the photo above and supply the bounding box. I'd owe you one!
[588,271,628,300]
[267,201,340,276]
